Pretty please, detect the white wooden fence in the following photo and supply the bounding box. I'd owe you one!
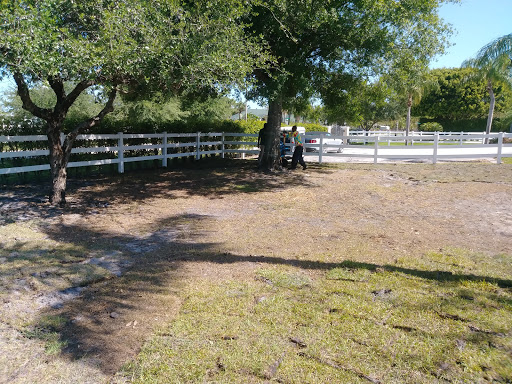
[304,131,512,164]
[1,131,511,176]
[0,132,257,176]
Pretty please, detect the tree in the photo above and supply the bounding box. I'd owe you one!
[1,83,104,131]
[326,80,403,130]
[387,61,432,141]
[383,8,452,141]
[245,0,452,169]
[231,100,247,121]
[462,33,512,142]
[414,67,512,121]
[300,104,325,125]
[0,0,268,205]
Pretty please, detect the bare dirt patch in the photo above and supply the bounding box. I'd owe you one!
[1,159,511,383]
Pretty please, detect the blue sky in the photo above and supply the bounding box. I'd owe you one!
[1,1,511,97]
[431,0,512,68]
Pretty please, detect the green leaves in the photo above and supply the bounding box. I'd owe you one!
[0,0,269,91]
[413,68,511,120]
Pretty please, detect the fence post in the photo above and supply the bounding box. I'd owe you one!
[221,132,225,159]
[433,132,439,164]
[460,131,464,146]
[497,132,504,164]
[117,132,124,173]
[196,132,201,160]
[60,132,65,145]
[162,131,168,167]
[374,137,379,164]
[319,135,323,164]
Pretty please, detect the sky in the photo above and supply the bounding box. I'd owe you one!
[1,0,511,100]
[431,0,512,69]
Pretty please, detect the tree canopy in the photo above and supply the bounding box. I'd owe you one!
[462,33,512,138]
[0,0,269,205]
[244,0,454,169]
[1,0,267,94]
[414,67,512,121]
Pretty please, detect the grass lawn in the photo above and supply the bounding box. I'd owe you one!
[123,252,512,383]
[1,159,511,383]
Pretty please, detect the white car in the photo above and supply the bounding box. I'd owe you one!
[304,132,344,153]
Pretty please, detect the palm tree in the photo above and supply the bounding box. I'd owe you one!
[385,61,435,145]
[475,33,512,62]
[463,33,512,143]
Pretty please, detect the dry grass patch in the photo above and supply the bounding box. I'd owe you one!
[122,252,512,383]
[1,159,511,383]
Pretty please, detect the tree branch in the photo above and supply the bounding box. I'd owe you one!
[63,87,118,163]
[59,79,96,115]
[13,73,52,120]
[48,76,66,106]
[70,87,117,138]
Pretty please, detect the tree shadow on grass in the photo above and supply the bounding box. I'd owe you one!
[177,253,512,288]
[17,209,511,378]
[0,159,316,224]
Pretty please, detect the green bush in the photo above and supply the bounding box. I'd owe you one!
[420,122,443,132]
[419,117,511,133]
[302,123,328,132]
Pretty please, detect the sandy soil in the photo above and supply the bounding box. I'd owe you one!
[1,159,511,383]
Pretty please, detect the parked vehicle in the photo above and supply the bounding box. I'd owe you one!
[304,132,344,153]
[280,126,306,154]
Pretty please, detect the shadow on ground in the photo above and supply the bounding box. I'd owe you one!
[28,210,512,377]
[0,159,320,224]
[5,158,510,380]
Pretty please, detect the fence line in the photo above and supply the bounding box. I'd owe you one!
[1,131,511,176]
[302,131,512,164]
[0,132,259,176]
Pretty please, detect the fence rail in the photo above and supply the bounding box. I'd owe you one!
[1,131,511,176]
[302,131,512,164]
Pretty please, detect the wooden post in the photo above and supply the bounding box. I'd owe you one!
[221,132,225,159]
[196,132,201,160]
[162,132,168,167]
[118,132,124,173]
[433,132,439,164]
[319,134,323,164]
[374,137,379,164]
[497,132,504,164]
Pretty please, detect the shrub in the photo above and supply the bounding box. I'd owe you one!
[420,122,443,132]
[302,123,328,132]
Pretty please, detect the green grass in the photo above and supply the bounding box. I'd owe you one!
[122,249,512,383]
[22,315,69,355]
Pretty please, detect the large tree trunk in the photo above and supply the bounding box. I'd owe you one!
[485,79,495,144]
[260,96,283,171]
[47,124,72,206]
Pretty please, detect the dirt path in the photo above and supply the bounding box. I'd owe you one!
[1,160,511,383]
